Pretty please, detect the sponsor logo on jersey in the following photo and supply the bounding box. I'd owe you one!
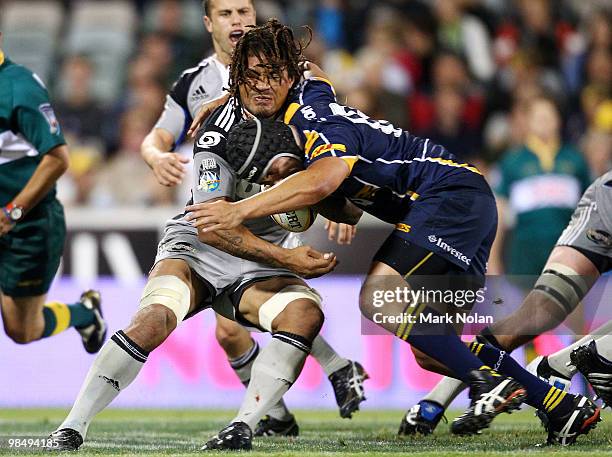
[395,223,411,233]
[198,171,221,192]
[158,241,197,255]
[586,229,612,247]
[198,159,221,192]
[427,235,471,265]
[38,103,60,134]
[310,143,347,160]
[247,166,258,181]
[202,158,217,170]
[197,131,225,149]
[191,84,209,102]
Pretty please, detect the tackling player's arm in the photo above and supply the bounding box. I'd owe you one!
[188,157,350,232]
[313,192,362,226]
[197,197,336,278]
[190,120,336,278]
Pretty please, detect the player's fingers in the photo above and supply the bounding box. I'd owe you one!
[326,221,337,240]
[163,164,185,180]
[305,247,326,259]
[156,172,177,187]
[200,222,224,233]
[161,169,183,185]
[178,155,191,164]
[307,256,338,278]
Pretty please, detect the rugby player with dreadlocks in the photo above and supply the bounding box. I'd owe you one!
[188,20,601,446]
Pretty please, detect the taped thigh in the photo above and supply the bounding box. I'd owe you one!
[258,285,322,332]
[139,275,191,324]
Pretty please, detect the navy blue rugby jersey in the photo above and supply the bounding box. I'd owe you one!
[282,78,490,223]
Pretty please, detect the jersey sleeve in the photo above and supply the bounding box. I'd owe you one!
[154,94,189,145]
[192,102,236,203]
[12,72,65,155]
[300,77,337,105]
[302,122,360,172]
[154,70,195,146]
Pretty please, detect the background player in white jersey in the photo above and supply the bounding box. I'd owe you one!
[141,0,367,435]
[399,170,612,440]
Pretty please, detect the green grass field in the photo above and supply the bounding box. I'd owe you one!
[1,409,611,456]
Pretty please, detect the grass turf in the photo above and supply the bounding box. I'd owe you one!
[1,409,611,456]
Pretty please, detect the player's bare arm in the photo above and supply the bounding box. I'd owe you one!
[0,144,69,237]
[141,128,190,187]
[195,196,337,278]
[187,157,350,232]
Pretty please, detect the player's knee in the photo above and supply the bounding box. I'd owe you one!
[126,304,177,351]
[215,320,248,351]
[274,299,324,337]
[358,289,377,322]
[4,321,35,344]
[411,347,437,371]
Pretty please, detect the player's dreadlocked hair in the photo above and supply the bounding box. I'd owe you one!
[228,18,311,102]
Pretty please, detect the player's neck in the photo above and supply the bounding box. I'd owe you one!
[213,44,231,67]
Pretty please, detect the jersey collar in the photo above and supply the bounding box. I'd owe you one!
[526,134,560,172]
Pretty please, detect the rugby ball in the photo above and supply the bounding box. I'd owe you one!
[271,208,317,232]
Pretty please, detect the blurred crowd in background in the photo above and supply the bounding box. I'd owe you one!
[1,0,611,209]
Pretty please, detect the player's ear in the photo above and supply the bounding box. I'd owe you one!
[203,15,213,33]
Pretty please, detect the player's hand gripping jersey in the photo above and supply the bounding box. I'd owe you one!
[284,78,491,224]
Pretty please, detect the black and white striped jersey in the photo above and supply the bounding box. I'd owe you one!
[155,54,228,147]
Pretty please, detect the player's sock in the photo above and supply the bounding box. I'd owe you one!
[311,335,350,376]
[547,321,612,376]
[469,341,574,416]
[229,340,293,422]
[58,331,148,437]
[422,376,465,409]
[419,326,510,409]
[478,326,509,351]
[41,301,95,338]
[229,339,260,386]
[397,307,484,382]
[232,332,309,430]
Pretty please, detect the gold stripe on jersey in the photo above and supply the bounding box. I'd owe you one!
[425,157,482,175]
[310,143,347,160]
[340,156,359,171]
[311,77,337,95]
[303,131,320,157]
[0,50,4,66]
[283,102,301,124]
